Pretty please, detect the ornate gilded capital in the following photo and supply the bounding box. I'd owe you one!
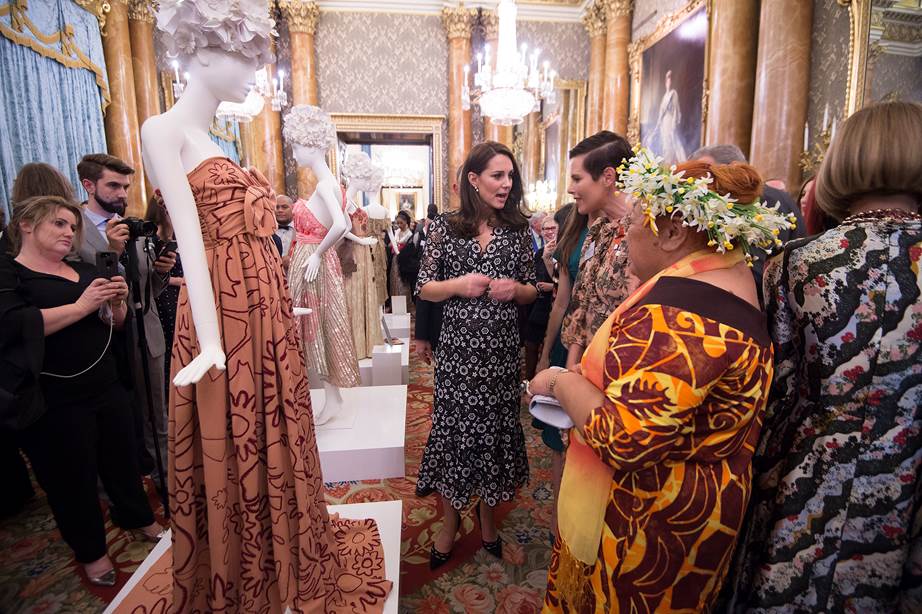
[127,0,155,24]
[73,0,112,32]
[441,6,476,40]
[481,9,499,41]
[278,0,320,34]
[601,0,633,19]
[582,2,607,37]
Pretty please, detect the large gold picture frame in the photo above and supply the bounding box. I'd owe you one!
[541,78,587,207]
[627,0,712,150]
[328,113,446,212]
[840,0,873,117]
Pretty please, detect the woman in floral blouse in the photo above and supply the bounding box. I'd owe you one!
[725,101,922,613]
[559,133,636,371]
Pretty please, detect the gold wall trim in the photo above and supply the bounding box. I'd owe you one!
[72,0,110,31]
[627,0,711,145]
[329,113,446,211]
[840,0,872,116]
[0,1,111,111]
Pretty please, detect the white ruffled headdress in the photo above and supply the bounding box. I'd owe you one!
[156,0,276,66]
[282,105,337,152]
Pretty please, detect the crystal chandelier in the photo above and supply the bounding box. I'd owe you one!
[254,67,287,112]
[463,0,556,126]
[170,62,284,121]
[525,179,557,213]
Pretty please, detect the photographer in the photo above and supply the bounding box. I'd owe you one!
[7,195,160,585]
[75,154,174,475]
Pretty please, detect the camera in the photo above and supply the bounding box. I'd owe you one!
[120,217,158,240]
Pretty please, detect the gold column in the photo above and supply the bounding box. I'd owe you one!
[249,41,285,195]
[749,0,813,190]
[279,0,320,198]
[127,0,159,201]
[100,0,145,216]
[600,0,632,135]
[480,10,514,148]
[583,3,607,135]
[442,6,476,210]
[705,0,758,154]
[524,111,541,188]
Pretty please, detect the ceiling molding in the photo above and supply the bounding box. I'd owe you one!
[315,1,592,22]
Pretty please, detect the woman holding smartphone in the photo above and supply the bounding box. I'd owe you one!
[6,195,161,586]
[146,193,183,379]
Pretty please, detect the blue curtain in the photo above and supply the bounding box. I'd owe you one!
[0,0,108,222]
[210,119,241,165]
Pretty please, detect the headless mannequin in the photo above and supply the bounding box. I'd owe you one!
[363,187,387,220]
[140,48,258,386]
[292,144,351,425]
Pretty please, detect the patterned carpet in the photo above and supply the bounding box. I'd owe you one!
[0,342,555,613]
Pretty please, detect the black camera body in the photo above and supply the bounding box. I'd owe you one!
[120,217,158,240]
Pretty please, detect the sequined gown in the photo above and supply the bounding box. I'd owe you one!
[343,206,384,359]
[288,192,361,388]
[168,158,389,613]
[368,217,389,306]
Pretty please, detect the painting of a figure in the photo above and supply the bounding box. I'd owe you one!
[639,6,707,165]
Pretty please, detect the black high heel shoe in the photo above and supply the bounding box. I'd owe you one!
[429,543,453,570]
[476,502,503,559]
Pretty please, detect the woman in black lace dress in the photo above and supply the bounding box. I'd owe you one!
[415,142,537,569]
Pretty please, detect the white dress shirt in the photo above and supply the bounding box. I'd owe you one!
[275,224,294,257]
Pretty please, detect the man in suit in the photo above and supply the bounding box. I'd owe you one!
[528,211,546,253]
[75,154,174,477]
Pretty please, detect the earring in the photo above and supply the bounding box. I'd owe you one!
[473,185,480,193]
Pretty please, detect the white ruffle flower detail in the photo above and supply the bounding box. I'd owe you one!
[619,147,796,263]
[342,151,376,187]
[282,105,337,152]
[156,0,276,67]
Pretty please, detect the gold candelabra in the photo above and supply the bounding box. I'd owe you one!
[799,127,833,175]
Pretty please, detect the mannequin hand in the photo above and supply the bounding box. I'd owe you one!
[454,273,492,298]
[304,253,322,283]
[358,237,378,247]
[488,278,518,302]
[173,346,226,386]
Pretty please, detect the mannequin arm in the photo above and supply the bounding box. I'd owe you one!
[345,231,377,246]
[141,122,225,384]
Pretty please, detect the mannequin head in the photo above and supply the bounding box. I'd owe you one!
[284,105,336,159]
[343,151,376,189]
[187,49,258,104]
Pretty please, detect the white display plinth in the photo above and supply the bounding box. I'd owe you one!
[105,501,402,614]
[315,385,407,483]
[383,313,411,340]
[358,342,409,386]
[390,295,407,314]
[329,500,402,614]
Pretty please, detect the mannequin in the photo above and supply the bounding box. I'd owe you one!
[341,153,385,358]
[284,105,361,426]
[364,168,391,307]
[139,3,390,611]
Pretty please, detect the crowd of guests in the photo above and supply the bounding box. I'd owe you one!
[410,100,922,613]
[1,100,919,612]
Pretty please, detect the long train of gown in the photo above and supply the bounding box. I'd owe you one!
[168,157,390,613]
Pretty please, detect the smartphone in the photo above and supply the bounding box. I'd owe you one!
[96,251,119,279]
[157,239,178,258]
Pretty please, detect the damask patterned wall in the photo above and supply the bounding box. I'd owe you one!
[806,0,849,169]
[516,20,590,81]
[315,12,448,115]
[869,51,922,104]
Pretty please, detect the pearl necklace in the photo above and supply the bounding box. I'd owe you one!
[842,208,922,224]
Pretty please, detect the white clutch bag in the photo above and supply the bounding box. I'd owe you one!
[528,394,574,429]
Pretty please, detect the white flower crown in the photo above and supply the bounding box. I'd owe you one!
[156,0,276,67]
[619,147,797,263]
[282,104,337,151]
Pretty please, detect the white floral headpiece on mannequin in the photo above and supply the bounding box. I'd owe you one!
[282,105,337,152]
[156,0,276,66]
[365,166,385,193]
[342,152,376,188]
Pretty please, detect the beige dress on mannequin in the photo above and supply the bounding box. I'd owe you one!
[343,207,384,359]
[368,217,389,306]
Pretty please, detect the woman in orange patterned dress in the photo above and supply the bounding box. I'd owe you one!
[529,153,792,613]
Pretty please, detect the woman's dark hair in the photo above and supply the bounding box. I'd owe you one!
[569,131,632,181]
[396,209,412,225]
[449,141,528,238]
[555,204,589,268]
[11,162,76,205]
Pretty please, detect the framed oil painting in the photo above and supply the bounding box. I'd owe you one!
[629,0,710,165]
